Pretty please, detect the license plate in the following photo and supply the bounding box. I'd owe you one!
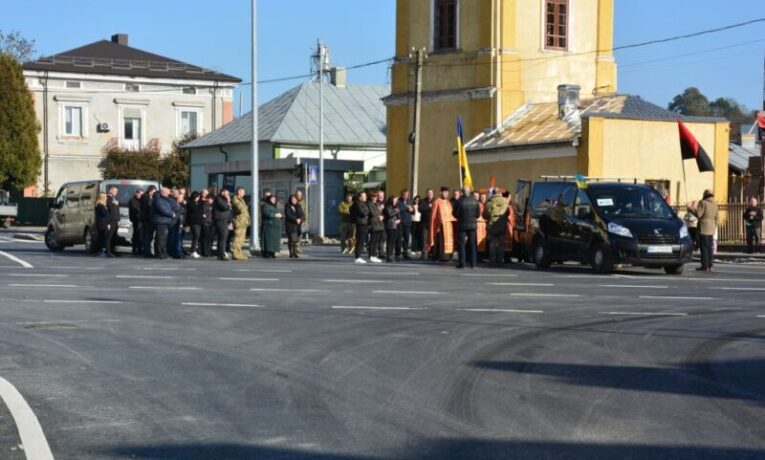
[117,227,129,235]
[647,245,672,254]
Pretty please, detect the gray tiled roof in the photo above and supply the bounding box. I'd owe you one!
[24,40,240,82]
[729,143,760,171]
[584,95,726,123]
[184,82,388,149]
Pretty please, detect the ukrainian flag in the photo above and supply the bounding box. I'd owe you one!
[574,173,587,190]
[457,116,473,188]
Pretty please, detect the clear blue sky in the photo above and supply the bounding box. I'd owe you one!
[4,0,764,115]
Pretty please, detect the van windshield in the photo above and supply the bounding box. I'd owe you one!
[590,188,674,219]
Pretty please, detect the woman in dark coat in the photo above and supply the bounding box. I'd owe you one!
[262,194,283,258]
[284,195,301,258]
[94,193,111,256]
[383,195,401,263]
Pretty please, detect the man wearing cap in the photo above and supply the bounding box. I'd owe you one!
[689,189,718,272]
[428,187,456,262]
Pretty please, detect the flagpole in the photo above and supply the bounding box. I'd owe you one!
[681,158,689,204]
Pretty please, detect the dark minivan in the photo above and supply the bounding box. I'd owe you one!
[518,180,693,274]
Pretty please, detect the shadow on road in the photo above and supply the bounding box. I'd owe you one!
[100,439,765,459]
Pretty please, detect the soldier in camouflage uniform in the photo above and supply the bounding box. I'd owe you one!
[231,186,251,260]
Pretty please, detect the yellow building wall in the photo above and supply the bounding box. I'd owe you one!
[591,118,729,203]
[470,154,578,194]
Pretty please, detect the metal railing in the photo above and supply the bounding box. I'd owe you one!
[673,203,762,245]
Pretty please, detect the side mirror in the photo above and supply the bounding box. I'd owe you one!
[577,206,591,220]
[49,201,58,210]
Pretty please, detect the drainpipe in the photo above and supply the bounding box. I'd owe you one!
[42,71,49,196]
[211,81,219,131]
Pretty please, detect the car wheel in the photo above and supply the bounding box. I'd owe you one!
[533,238,552,269]
[83,227,95,254]
[663,264,684,275]
[591,243,614,274]
[44,227,64,252]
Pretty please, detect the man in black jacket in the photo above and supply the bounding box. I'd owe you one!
[397,189,414,260]
[128,188,143,256]
[744,197,763,253]
[140,186,157,257]
[453,185,480,268]
[418,189,434,260]
[106,186,121,257]
[152,187,175,259]
[213,189,233,260]
[352,192,371,263]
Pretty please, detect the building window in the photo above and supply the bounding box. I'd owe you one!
[64,106,82,136]
[433,0,457,51]
[180,111,199,136]
[65,81,81,89]
[545,0,569,50]
[123,117,142,149]
[182,87,197,95]
[125,83,140,92]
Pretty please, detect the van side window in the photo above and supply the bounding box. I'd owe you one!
[558,185,576,213]
[80,183,97,206]
[66,185,81,209]
[55,187,67,208]
[574,189,592,219]
[530,183,563,212]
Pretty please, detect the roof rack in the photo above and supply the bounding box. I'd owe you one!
[540,175,639,184]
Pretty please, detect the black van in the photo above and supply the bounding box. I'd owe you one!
[517,180,693,274]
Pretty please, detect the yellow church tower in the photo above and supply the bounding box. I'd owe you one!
[384,0,618,194]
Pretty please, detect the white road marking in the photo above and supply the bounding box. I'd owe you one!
[639,295,715,301]
[43,300,122,304]
[602,311,688,316]
[140,267,196,271]
[372,290,439,295]
[218,277,279,282]
[129,286,201,290]
[461,273,518,277]
[598,284,669,289]
[458,308,544,314]
[332,305,427,310]
[510,293,580,298]
[9,274,69,278]
[758,315,765,318]
[0,376,54,460]
[0,250,33,269]
[357,271,420,276]
[235,269,292,273]
[117,275,176,279]
[182,302,263,308]
[708,287,765,291]
[250,288,329,292]
[321,279,388,283]
[47,266,102,270]
[487,282,554,286]
[8,284,81,288]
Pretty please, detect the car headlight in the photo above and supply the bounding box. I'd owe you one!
[679,224,689,239]
[608,222,633,238]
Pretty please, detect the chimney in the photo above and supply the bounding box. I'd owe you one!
[557,84,581,120]
[330,67,347,88]
[111,33,129,46]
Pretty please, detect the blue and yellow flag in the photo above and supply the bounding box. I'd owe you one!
[457,116,473,188]
[574,173,587,190]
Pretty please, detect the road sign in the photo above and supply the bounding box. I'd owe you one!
[308,165,319,185]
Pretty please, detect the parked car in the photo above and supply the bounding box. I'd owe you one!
[0,189,17,228]
[45,179,160,252]
[516,180,693,274]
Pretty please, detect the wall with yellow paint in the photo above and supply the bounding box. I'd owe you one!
[469,152,578,193]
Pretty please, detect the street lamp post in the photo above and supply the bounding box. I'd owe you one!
[250,0,260,251]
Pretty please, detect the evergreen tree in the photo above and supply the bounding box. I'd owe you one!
[0,54,41,192]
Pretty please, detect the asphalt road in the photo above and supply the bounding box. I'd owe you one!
[0,235,763,459]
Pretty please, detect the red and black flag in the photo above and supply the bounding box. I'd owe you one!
[677,118,714,172]
[756,112,765,142]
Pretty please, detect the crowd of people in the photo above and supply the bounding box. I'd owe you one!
[93,185,307,261]
[340,185,516,268]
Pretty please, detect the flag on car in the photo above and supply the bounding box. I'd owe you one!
[574,173,587,190]
[457,116,473,188]
[677,118,714,172]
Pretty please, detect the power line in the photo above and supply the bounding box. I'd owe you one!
[619,38,765,68]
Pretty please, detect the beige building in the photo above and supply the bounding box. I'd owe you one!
[23,33,240,196]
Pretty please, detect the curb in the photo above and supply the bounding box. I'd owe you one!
[11,233,44,242]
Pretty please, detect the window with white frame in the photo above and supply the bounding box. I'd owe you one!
[180,111,199,136]
[64,106,83,136]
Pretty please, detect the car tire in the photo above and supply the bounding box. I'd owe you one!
[83,227,96,254]
[44,227,65,252]
[533,238,552,269]
[663,264,684,275]
[591,242,614,274]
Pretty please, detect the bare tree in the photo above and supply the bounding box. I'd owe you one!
[0,30,36,63]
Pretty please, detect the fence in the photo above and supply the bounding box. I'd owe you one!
[16,198,53,226]
[673,203,760,245]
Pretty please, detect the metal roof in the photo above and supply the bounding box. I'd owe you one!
[465,94,725,152]
[729,143,760,172]
[184,82,388,149]
[23,39,240,83]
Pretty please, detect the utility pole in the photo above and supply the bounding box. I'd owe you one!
[760,51,765,201]
[250,0,260,251]
[316,40,328,239]
[409,47,426,197]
